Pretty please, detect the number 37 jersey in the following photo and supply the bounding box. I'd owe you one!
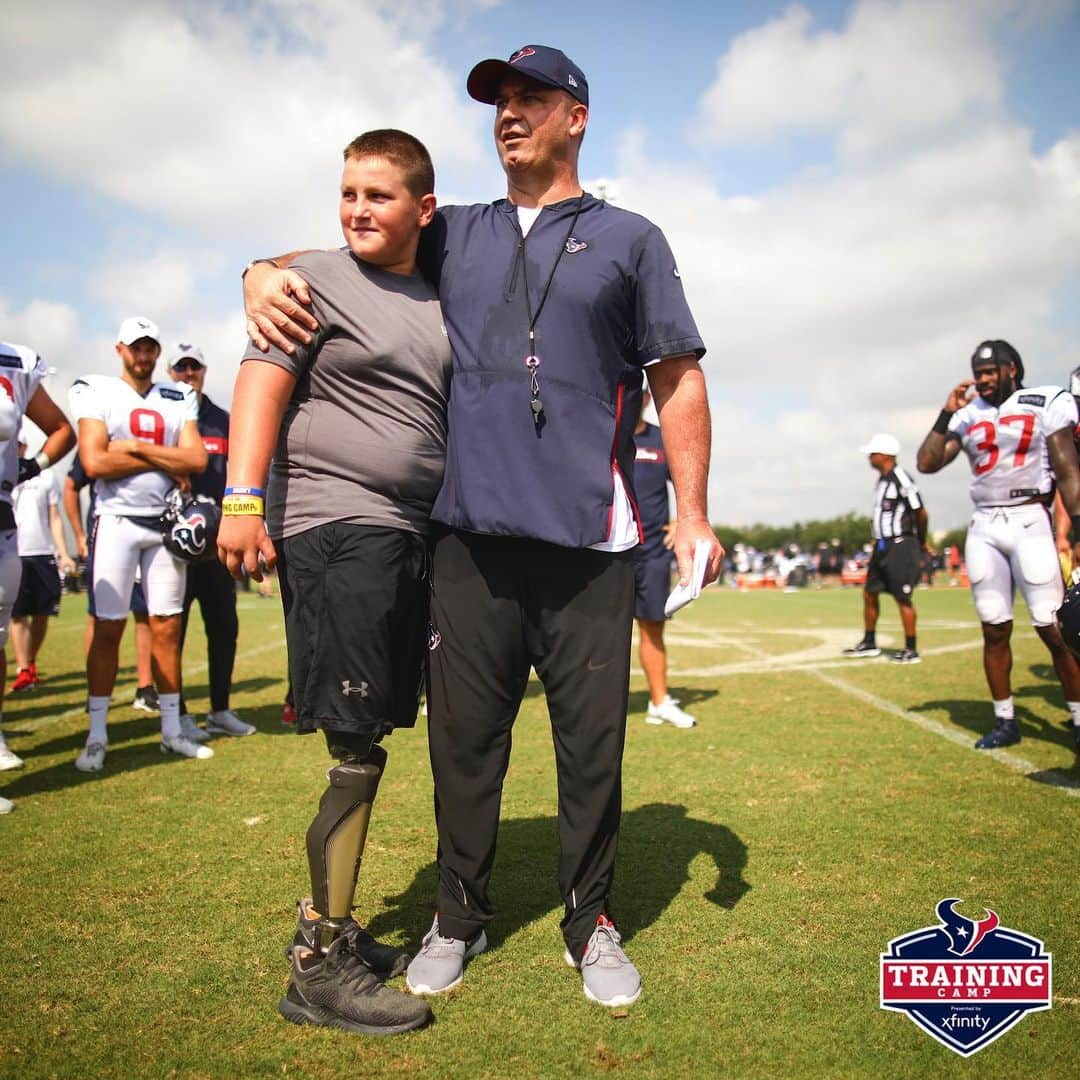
[947,384,1077,508]
[69,374,198,517]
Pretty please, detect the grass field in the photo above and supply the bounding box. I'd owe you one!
[2,582,1078,1078]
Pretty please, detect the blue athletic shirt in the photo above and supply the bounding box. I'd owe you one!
[191,393,229,505]
[632,423,671,561]
[419,194,705,549]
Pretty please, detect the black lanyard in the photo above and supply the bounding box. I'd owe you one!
[520,193,585,426]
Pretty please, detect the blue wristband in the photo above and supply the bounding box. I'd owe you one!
[224,485,265,497]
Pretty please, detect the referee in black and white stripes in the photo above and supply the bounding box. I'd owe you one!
[843,433,928,664]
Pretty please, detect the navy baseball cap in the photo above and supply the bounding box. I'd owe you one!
[467,45,589,107]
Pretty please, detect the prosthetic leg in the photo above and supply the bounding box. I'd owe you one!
[306,733,387,954]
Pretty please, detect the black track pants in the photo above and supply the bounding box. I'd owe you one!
[427,528,634,959]
[179,557,238,713]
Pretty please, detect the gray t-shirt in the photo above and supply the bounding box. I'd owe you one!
[243,249,451,540]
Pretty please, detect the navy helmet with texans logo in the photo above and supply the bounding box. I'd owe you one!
[160,490,221,562]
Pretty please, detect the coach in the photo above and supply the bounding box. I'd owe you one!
[843,433,928,664]
[244,45,722,1008]
[170,344,253,738]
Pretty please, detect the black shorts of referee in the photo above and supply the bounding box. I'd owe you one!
[634,550,672,622]
[865,535,921,603]
[276,522,428,737]
[426,527,635,961]
[12,555,60,618]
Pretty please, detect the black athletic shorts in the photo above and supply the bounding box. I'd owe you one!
[634,551,672,622]
[12,555,61,617]
[277,522,428,737]
[865,535,921,601]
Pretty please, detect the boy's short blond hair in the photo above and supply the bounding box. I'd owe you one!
[343,129,435,200]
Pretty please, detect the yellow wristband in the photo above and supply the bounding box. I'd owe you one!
[221,495,265,516]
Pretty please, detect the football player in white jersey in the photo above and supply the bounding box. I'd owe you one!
[917,339,1080,751]
[0,341,76,808]
[68,317,209,772]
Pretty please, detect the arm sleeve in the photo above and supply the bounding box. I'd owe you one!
[633,225,705,365]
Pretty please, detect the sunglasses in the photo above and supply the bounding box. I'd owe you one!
[171,359,205,373]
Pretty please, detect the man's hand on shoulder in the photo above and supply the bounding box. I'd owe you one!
[672,517,724,588]
[243,262,317,355]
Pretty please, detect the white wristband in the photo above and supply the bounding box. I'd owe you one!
[34,451,50,469]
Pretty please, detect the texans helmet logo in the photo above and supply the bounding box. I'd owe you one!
[937,898,999,956]
[510,46,536,64]
[170,513,208,557]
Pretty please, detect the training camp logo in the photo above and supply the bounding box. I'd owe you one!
[880,898,1051,1056]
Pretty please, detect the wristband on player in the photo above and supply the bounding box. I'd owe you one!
[34,451,50,469]
[224,486,266,498]
[1071,515,1080,539]
[932,409,953,435]
[222,494,265,517]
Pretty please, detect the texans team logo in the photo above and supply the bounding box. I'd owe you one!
[509,46,536,64]
[565,237,588,254]
[171,513,207,557]
[880,899,1051,1056]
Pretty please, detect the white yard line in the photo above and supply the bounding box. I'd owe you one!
[648,627,1080,798]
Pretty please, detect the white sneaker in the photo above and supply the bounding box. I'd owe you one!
[75,741,107,772]
[205,710,255,737]
[179,714,211,743]
[0,744,25,770]
[161,734,214,760]
[0,795,13,814]
[645,696,696,728]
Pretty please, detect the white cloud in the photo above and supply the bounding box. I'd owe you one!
[0,0,491,251]
[615,0,1080,527]
[697,0,1011,156]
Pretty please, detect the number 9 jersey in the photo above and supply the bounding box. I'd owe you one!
[68,375,199,516]
[947,385,1078,507]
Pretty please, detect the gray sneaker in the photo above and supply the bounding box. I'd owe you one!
[405,915,487,995]
[279,935,432,1036]
[206,709,256,737]
[179,714,211,744]
[564,915,642,1007]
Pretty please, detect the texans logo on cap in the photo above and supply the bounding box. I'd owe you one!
[510,46,536,64]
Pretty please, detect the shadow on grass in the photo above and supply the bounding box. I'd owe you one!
[627,685,718,715]
[914,697,1076,753]
[366,802,748,949]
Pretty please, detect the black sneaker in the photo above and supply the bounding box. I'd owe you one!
[889,648,921,664]
[975,721,1021,749]
[132,685,159,713]
[278,936,432,1036]
[287,897,410,979]
[842,640,881,658]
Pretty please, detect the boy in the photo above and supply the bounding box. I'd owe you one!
[218,130,450,1035]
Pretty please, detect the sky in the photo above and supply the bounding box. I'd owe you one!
[2,0,1079,530]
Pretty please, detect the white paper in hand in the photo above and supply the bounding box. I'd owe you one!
[664,539,711,617]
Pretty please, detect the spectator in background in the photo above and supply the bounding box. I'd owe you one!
[632,392,695,729]
[9,431,77,692]
[168,343,254,741]
[64,458,158,712]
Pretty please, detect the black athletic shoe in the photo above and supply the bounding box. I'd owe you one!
[889,648,921,664]
[132,685,159,713]
[974,721,1021,750]
[842,640,881,658]
[287,897,410,979]
[278,936,432,1036]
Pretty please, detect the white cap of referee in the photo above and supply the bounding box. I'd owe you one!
[859,433,900,457]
